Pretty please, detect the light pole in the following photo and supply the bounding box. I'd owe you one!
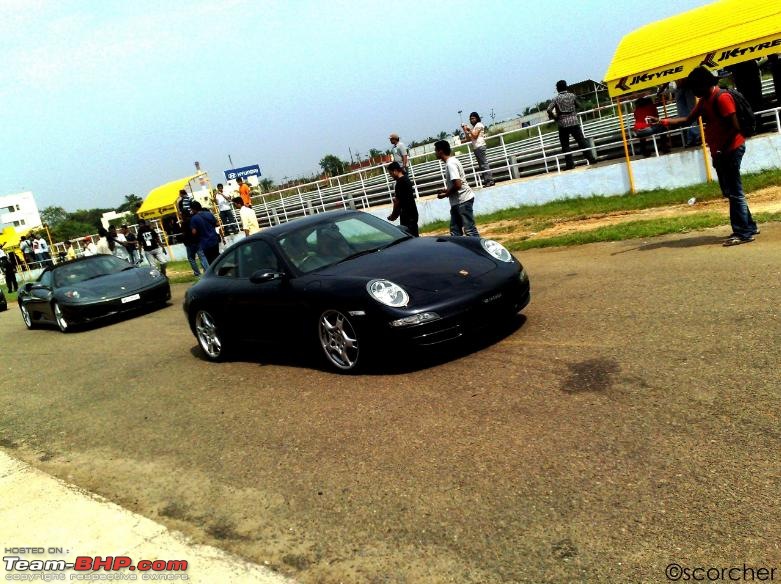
[458,110,463,125]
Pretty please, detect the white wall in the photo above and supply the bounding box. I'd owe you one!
[0,191,42,232]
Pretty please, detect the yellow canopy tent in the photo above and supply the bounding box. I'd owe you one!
[137,173,203,220]
[0,225,37,250]
[0,227,23,249]
[605,0,781,98]
[603,0,781,191]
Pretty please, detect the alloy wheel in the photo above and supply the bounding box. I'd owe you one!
[53,302,68,332]
[195,310,223,360]
[318,310,359,371]
[20,303,33,329]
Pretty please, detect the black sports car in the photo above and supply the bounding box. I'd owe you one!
[18,254,171,332]
[185,210,530,371]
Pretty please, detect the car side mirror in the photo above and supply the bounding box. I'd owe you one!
[250,270,284,284]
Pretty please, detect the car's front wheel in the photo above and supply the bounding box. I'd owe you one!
[194,309,228,361]
[318,309,361,372]
[19,303,35,329]
[52,302,70,333]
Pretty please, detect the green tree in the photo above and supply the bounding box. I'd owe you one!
[40,206,68,227]
[259,178,275,192]
[368,148,383,159]
[319,154,346,177]
[437,131,449,140]
[51,220,95,242]
[117,194,143,213]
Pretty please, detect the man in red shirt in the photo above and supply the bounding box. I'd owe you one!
[656,66,757,246]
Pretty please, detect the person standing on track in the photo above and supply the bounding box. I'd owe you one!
[547,80,597,170]
[654,66,758,247]
[190,201,221,265]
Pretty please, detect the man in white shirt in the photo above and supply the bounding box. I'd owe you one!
[435,140,479,237]
[36,236,51,264]
[232,197,260,236]
[82,236,97,256]
[214,183,237,235]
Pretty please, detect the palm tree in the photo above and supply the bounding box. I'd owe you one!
[259,178,276,193]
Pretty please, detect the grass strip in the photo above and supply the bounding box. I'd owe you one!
[505,212,781,251]
[420,167,781,234]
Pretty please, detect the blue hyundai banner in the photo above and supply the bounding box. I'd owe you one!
[224,164,261,180]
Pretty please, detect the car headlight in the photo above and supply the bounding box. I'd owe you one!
[149,270,161,278]
[481,239,513,263]
[367,279,409,307]
[63,290,81,299]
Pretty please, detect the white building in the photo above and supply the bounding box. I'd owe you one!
[0,191,42,232]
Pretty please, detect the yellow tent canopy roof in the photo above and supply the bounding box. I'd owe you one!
[0,225,37,249]
[605,0,781,97]
[137,173,203,220]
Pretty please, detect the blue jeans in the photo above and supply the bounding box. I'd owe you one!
[450,199,479,237]
[185,243,207,276]
[714,145,757,239]
[473,146,493,183]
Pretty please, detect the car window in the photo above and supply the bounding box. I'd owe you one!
[278,214,404,274]
[335,217,396,249]
[39,270,54,287]
[52,256,128,287]
[237,240,279,278]
[213,249,238,278]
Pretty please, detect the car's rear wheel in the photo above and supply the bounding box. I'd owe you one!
[318,309,360,371]
[52,302,69,332]
[194,309,227,361]
[19,303,35,329]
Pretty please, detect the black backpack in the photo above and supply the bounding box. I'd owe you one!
[716,88,755,137]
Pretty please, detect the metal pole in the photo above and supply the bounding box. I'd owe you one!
[297,187,306,216]
[382,166,394,203]
[538,125,549,173]
[316,183,326,212]
[500,135,511,180]
[697,114,712,183]
[336,176,346,209]
[615,97,636,194]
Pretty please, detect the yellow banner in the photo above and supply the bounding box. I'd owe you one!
[607,34,781,97]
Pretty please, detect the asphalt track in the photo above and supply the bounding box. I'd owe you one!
[1,223,779,583]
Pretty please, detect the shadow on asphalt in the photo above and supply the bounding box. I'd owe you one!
[188,314,528,376]
[611,235,725,255]
[22,302,173,334]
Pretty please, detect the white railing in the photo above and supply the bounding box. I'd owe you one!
[237,87,779,229]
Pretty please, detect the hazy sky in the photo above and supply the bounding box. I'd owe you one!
[1,0,707,211]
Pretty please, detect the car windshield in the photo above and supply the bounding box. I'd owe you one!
[52,256,131,287]
[278,214,408,274]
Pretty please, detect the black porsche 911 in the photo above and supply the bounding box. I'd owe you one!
[185,210,530,372]
[18,254,171,332]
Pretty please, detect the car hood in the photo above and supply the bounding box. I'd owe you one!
[316,237,497,292]
[60,268,160,299]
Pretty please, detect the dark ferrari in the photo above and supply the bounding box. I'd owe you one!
[185,210,530,371]
[18,254,171,332]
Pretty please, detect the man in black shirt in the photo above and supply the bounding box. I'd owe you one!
[137,219,168,276]
[386,161,419,236]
